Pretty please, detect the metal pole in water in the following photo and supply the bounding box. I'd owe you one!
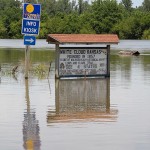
[25,45,30,79]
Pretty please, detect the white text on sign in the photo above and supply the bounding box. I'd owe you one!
[23,28,37,33]
[26,21,37,26]
[22,19,40,35]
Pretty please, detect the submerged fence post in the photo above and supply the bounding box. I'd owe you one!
[107,45,110,77]
[55,44,59,78]
[25,45,30,79]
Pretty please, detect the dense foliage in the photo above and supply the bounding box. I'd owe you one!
[0,0,149,39]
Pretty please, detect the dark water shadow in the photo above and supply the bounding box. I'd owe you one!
[47,78,118,124]
[22,79,41,150]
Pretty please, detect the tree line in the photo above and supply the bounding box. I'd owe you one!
[0,0,149,39]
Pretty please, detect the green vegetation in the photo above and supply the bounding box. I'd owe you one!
[0,49,55,79]
[0,0,149,39]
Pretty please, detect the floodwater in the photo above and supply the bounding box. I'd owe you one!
[0,40,150,150]
[0,39,150,51]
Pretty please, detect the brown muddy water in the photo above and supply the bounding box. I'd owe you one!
[0,48,150,150]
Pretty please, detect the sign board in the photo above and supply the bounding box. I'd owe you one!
[59,47,108,77]
[22,19,40,35]
[23,3,41,20]
[24,35,36,45]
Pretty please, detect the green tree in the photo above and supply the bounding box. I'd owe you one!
[0,0,149,39]
[91,0,124,33]
[142,0,150,11]
[58,13,81,33]
[79,12,95,33]
[44,17,62,34]
[10,20,22,39]
[0,0,21,38]
[112,11,150,39]
[38,22,48,38]
[142,29,150,39]
[121,0,133,11]
[0,20,7,38]
[78,0,90,14]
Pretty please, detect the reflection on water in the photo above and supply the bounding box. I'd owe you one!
[47,79,118,123]
[23,79,41,150]
[111,54,150,85]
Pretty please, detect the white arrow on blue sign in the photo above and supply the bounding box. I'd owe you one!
[22,19,40,35]
[24,35,36,45]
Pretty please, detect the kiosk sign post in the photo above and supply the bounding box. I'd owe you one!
[22,3,41,79]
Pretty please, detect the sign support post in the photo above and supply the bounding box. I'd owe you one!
[25,45,30,79]
[55,44,59,78]
[24,1,29,80]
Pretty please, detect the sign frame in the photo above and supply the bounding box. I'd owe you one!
[57,47,109,78]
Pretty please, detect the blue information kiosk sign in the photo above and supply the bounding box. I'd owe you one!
[22,3,41,45]
[22,19,40,35]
